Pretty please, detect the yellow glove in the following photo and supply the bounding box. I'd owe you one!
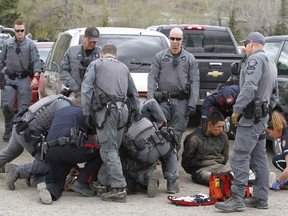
[231,112,239,125]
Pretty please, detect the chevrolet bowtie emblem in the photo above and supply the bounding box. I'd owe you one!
[207,71,223,77]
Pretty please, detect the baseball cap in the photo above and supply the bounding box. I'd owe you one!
[84,27,99,42]
[240,32,265,45]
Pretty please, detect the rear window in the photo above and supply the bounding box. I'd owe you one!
[80,34,168,72]
[159,29,236,53]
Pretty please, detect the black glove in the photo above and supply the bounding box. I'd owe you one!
[60,88,72,97]
[188,107,196,117]
[84,116,93,130]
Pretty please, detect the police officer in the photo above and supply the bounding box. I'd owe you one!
[201,85,238,139]
[37,106,102,205]
[0,94,78,190]
[81,43,141,203]
[215,32,279,212]
[201,85,238,118]
[0,19,42,141]
[121,99,179,197]
[147,27,200,151]
[59,27,101,95]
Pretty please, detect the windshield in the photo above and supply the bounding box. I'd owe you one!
[160,29,236,53]
[80,34,168,72]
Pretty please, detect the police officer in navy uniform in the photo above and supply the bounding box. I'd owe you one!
[81,43,141,203]
[0,94,77,190]
[201,85,238,139]
[147,27,200,151]
[0,19,42,141]
[37,105,102,205]
[201,85,238,118]
[59,27,101,95]
[215,32,279,212]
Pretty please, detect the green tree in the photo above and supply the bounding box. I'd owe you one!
[274,0,288,35]
[0,0,20,27]
[228,9,241,43]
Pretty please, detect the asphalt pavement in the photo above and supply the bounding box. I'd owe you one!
[0,107,287,216]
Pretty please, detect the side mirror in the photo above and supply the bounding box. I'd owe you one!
[231,62,240,75]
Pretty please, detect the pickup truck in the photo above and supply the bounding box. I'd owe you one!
[152,24,244,106]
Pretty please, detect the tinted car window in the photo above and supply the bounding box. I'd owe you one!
[264,42,282,62]
[159,29,235,53]
[277,42,288,75]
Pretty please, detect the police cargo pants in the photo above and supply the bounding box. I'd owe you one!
[96,104,129,188]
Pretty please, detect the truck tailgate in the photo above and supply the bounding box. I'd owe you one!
[194,53,243,101]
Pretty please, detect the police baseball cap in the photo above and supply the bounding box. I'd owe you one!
[84,27,99,42]
[240,32,265,45]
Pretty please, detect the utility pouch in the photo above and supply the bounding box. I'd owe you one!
[0,72,6,89]
[243,101,254,119]
[154,91,163,103]
[262,102,269,117]
[99,93,110,106]
[254,98,262,120]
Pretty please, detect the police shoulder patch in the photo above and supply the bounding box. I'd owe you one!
[282,140,286,148]
[248,59,257,67]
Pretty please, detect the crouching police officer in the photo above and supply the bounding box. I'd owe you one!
[37,106,102,205]
[121,117,179,197]
[0,94,77,190]
[119,99,179,197]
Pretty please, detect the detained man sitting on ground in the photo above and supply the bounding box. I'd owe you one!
[181,110,229,186]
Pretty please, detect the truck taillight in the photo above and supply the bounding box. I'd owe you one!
[184,26,205,30]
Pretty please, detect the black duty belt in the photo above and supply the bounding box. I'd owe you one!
[46,137,70,147]
[6,71,29,80]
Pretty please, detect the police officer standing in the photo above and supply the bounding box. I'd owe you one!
[0,19,42,141]
[215,32,279,212]
[147,27,200,151]
[60,27,101,95]
[81,43,141,203]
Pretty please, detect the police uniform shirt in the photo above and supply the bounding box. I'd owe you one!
[0,37,41,74]
[233,49,277,114]
[60,44,101,91]
[148,47,200,108]
[46,106,85,142]
[81,56,140,116]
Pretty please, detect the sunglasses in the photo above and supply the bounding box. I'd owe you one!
[169,37,182,41]
[15,29,25,33]
[244,41,251,48]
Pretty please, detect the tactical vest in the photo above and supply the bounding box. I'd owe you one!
[124,118,173,165]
